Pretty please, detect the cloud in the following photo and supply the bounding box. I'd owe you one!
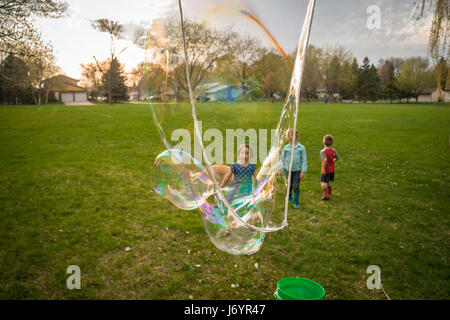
[34,0,436,78]
[63,4,82,30]
[307,0,432,63]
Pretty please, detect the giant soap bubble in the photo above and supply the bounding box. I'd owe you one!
[146,0,316,255]
[154,149,215,210]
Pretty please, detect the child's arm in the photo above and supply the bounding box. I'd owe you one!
[278,147,286,175]
[321,159,327,174]
[300,147,307,179]
[320,150,327,174]
[334,149,340,162]
[220,170,233,188]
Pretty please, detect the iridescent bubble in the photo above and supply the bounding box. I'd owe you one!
[146,0,316,255]
[153,149,215,210]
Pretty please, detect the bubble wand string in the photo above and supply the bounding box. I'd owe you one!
[284,0,316,226]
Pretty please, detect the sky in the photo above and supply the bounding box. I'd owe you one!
[34,0,434,80]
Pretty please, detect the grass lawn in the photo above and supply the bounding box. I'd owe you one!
[0,102,449,299]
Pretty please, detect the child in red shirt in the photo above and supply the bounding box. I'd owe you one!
[320,134,339,200]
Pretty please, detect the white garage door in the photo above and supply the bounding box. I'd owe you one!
[61,92,74,103]
[74,92,87,102]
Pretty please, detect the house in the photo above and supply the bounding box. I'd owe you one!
[46,75,88,103]
[417,88,434,102]
[131,88,177,101]
[315,88,328,99]
[162,88,176,101]
[200,82,243,102]
[431,88,450,102]
[129,90,142,101]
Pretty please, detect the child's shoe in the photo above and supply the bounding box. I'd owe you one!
[294,192,299,204]
[293,193,300,208]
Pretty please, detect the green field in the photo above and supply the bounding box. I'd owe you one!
[0,102,449,299]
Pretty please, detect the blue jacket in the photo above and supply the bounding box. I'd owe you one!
[280,142,307,172]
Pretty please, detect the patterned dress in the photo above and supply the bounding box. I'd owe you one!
[227,163,256,202]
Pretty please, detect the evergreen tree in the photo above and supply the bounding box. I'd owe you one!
[101,58,128,104]
[369,63,381,101]
[0,54,32,104]
[356,57,380,102]
[378,60,398,103]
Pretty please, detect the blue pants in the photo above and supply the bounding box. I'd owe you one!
[289,171,301,195]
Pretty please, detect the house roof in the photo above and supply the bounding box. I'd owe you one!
[202,82,220,89]
[46,74,86,92]
[53,84,87,92]
[206,84,232,94]
[421,88,434,94]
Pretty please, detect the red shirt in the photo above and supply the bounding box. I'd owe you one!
[320,148,339,173]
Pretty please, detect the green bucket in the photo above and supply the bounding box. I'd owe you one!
[275,277,325,300]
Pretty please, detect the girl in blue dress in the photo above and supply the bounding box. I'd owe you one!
[220,144,257,234]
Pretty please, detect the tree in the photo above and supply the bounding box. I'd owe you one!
[128,62,146,101]
[223,33,265,91]
[80,61,108,101]
[325,55,341,96]
[101,58,128,103]
[302,45,324,99]
[0,0,66,59]
[378,59,401,103]
[397,57,435,103]
[173,21,233,96]
[251,51,290,100]
[384,62,398,103]
[434,56,448,102]
[445,61,450,90]
[144,62,166,99]
[338,58,359,100]
[91,19,126,104]
[26,42,60,105]
[0,54,32,104]
[141,19,233,98]
[415,1,449,101]
[415,0,449,59]
[127,62,167,101]
[321,46,353,100]
[356,57,380,102]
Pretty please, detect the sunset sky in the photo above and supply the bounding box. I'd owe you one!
[34,0,434,79]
